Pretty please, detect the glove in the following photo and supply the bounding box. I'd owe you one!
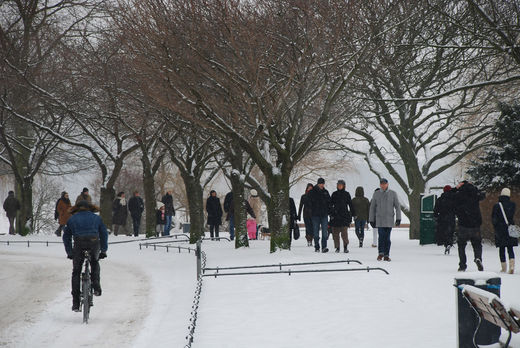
[99,251,107,259]
[395,220,401,227]
[370,221,376,228]
[67,254,73,260]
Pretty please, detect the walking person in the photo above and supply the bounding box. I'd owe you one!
[492,188,517,274]
[161,190,175,236]
[453,181,485,272]
[308,178,331,253]
[3,191,20,235]
[75,187,92,205]
[128,191,144,237]
[298,183,314,247]
[248,189,264,239]
[55,192,72,237]
[156,203,166,237]
[224,191,234,240]
[370,188,380,248]
[433,185,456,254]
[112,192,129,236]
[352,186,370,248]
[206,190,223,240]
[329,180,355,253]
[63,200,108,311]
[369,178,401,261]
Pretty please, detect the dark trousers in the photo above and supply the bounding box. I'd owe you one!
[312,215,328,250]
[55,224,65,237]
[209,224,220,238]
[499,246,515,262]
[378,227,392,257]
[304,217,313,242]
[355,219,366,242]
[132,215,141,236]
[71,237,101,301]
[8,216,16,235]
[457,226,483,268]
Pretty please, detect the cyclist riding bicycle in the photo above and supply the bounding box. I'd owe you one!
[63,200,108,311]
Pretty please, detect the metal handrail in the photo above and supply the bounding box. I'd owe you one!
[203,259,362,273]
[1,240,62,247]
[200,237,231,242]
[203,267,389,277]
[139,243,195,253]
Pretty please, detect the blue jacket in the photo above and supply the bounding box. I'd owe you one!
[63,210,108,255]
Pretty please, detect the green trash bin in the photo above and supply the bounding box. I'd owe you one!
[420,194,436,245]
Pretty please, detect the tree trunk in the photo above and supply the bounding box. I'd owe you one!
[230,171,248,248]
[267,173,291,252]
[15,179,33,236]
[100,187,115,228]
[408,191,422,240]
[142,168,157,238]
[182,174,205,243]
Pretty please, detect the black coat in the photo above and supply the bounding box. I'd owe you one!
[3,194,20,218]
[329,189,355,227]
[112,198,128,225]
[128,196,144,217]
[433,190,456,246]
[492,196,518,248]
[206,196,223,226]
[224,192,255,221]
[308,186,331,218]
[223,192,233,213]
[453,183,484,228]
[161,193,175,216]
[156,209,166,225]
[298,193,312,220]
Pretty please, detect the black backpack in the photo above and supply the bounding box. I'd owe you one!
[54,198,61,220]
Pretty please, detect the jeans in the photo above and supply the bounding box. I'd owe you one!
[209,224,220,238]
[312,216,328,250]
[229,216,235,240]
[304,217,313,242]
[164,215,173,235]
[378,227,392,257]
[8,216,15,235]
[499,246,515,262]
[354,219,365,242]
[71,237,101,301]
[131,215,141,237]
[457,226,482,269]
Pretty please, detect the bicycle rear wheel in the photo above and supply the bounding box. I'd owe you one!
[82,272,91,323]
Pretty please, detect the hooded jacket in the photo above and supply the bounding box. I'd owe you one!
[453,183,484,228]
[351,187,370,221]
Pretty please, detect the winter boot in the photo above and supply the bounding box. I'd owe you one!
[383,256,391,262]
[457,266,466,272]
[475,259,484,272]
[377,254,383,261]
[322,248,329,253]
[72,297,80,312]
[509,259,515,274]
[500,262,507,273]
[359,239,363,248]
[335,248,340,253]
[344,245,349,253]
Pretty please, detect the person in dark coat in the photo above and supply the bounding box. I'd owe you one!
[289,197,298,243]
[161,190,175,236]
[433,185,456,254]
[330,180,355,253]
[55,191,72,237]
[223,191,255,241]
[298,183,314,247]
[453,181,485,272]
[492,188,517,274]
[128,191,144,237]
[75,187,92,205]
[112,192,128,236]
[351,186,370,248]
[3,191,20,235]
[206,190,223,239]
[308,178,331,253]
[63,201,108,311]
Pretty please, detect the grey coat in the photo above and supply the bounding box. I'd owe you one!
[369,189,401,228]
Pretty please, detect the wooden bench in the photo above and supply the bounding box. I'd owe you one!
[460,285,520,348]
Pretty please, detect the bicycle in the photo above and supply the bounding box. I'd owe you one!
[80,250,94,324]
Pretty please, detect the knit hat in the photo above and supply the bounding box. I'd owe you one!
[380,178,388,184]
[82,187,89,193]
[501,188,511,197]
[317,178,325,185]
[337,180,346,186]
[443,185,452,193]
[250,189,258,197]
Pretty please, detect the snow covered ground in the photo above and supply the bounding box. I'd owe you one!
[1,229,519,348]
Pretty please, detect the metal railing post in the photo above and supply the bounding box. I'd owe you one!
[196,239,202,279]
